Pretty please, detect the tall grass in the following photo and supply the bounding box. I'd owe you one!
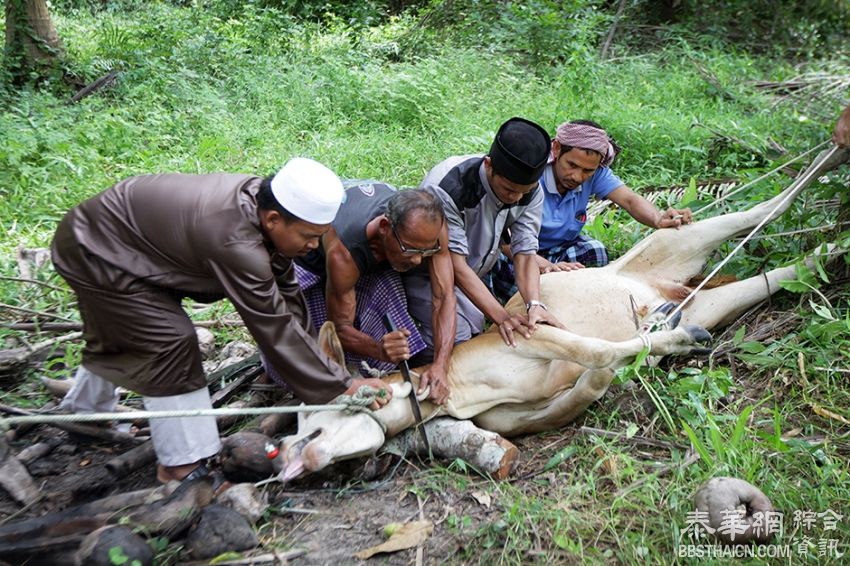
[1,3,838,256]
[1,3,848,563]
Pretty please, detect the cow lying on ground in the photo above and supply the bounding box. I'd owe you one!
[273,148,847,480]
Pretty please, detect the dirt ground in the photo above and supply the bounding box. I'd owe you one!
[0,382,660,565]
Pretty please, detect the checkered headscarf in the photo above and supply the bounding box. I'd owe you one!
[555,122,618,167]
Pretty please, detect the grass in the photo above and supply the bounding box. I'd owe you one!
[1,1,849,564]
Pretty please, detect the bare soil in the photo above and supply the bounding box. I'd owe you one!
[0,393,670,566]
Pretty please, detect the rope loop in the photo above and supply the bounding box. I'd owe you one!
[336,386,388,433]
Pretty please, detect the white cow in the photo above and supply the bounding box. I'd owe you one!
[276,148,847,480]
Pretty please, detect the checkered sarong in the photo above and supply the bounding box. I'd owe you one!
[490,234,609,302]
[281,264,426,377]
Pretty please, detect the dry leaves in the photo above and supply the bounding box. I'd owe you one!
[354,520,433,559]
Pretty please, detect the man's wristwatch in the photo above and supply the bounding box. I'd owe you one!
[526,300,547,312]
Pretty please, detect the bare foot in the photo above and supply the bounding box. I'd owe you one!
[156,461,204,483]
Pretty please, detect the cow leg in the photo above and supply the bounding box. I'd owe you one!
[513,324,710,370]
[612,147,842,284]
[468,325,709,435]
[474,368,615,436]
[683,245,834,329]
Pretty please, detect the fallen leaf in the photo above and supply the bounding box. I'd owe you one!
[594,446,618,476]
[811,404,850,426]
[470,491,491,508]
[79,458,91,467]
[355,520,433,559]
[781,428,802,440]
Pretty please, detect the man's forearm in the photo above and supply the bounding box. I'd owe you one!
[430,293,456,369]
[452,255,507,323]
[623,196,663,228]
[335,323,383,360]
[514,252,541,303]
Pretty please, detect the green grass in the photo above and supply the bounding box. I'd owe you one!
[1,1,849,564]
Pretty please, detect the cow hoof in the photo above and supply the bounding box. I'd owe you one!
[684,325,712,353]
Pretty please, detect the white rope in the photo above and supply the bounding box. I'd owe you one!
[660,145,839,328]
[0,405,345,428]
[0,399,378,432]
[694,140,831,216]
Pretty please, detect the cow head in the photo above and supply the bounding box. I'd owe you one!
[274,380,414,481]
[274,322,412,481]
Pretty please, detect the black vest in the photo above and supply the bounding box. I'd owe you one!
[296,181,396,276]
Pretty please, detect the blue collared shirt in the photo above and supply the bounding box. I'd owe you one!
[538,162,623,250]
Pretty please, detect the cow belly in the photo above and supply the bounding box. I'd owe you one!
[445,335,588,420]
[534,269,661,342]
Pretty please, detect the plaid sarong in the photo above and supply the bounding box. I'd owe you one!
[263,264,426,385]
[490,234,609,302]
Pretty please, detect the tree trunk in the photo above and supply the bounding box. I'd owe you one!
[5,0,64,81]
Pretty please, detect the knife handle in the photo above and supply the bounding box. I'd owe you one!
[382,313,398,333]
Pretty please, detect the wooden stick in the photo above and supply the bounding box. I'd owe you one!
[386,418,518,479]
[1,322,81,332]
[0,275,66,292]
[599,0,627,60]
[105,441,156,478]
[0,437,40,506]
[4,401,56,442]
[0,303,74,322]
[210,365,263,405]
[0,332,82,374]
[16,436,62,464]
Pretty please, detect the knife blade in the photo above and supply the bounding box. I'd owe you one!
[382,314,431,457]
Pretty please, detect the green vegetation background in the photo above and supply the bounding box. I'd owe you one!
[1,1,849,564]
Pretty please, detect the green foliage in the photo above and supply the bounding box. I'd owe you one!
[622,0,850,58]
[1,3,849,563]
[107,546,142,566]
[400,0,608,66]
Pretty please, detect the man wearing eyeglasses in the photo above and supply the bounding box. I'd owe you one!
[404,117,567,360]
[52,158,391,484]
[275,182,457,404]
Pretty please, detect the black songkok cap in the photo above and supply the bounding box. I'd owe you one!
[488,117,550,185]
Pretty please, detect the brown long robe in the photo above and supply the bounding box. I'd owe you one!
[51,173,352,401]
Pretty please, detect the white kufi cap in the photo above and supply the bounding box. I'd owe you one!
[270,157,344,224]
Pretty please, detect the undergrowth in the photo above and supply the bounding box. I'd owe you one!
[1,1,849,564]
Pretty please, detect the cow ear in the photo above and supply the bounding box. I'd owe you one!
[318,321,346,366]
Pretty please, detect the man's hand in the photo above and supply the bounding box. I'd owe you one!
[656,207,693,229]
[534,254,553,274]
[537,255,584,274]
[417,363,450,404]
[496,312,533,347]
[379,328,411,363]
[551,261,584,272]
[345,377,393,410]
[526,304,567,330]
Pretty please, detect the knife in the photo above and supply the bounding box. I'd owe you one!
[382,314,431,457]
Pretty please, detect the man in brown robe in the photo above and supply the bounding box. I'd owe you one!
[52,157,391,483]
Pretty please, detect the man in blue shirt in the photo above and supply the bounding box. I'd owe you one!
[492,119,693,300]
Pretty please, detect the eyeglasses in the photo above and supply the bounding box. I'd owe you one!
[390,223,441,257]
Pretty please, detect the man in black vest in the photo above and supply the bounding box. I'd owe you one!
[281,182,456,404]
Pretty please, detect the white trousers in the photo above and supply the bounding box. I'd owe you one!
[60,366,221,467]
